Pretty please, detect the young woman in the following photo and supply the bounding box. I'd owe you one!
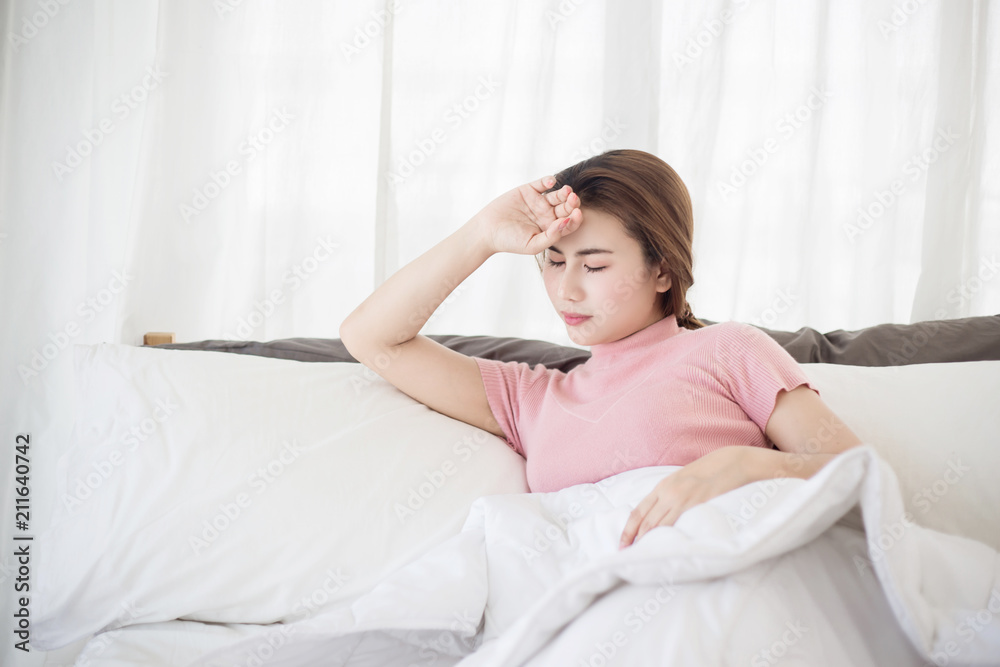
[339,149,862,550]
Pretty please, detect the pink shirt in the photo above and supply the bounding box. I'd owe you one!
[474,315,819,493]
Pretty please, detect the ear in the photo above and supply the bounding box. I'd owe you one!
[654,260,672,293]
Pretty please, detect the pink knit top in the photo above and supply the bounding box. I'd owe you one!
[474,315,819,493]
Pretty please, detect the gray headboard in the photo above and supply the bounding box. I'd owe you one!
[156,314,1000,371]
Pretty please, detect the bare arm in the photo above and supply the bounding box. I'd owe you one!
[340,220,495,350]
[752,385,864,479]
[341,175,582,349]
[619,386,862,547]
[339,176,582,436]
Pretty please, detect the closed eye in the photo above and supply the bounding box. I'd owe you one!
[545,258,606,273]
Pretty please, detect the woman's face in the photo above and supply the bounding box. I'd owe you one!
[540,207,672,346]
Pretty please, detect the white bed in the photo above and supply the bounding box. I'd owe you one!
[17,334,1000,666]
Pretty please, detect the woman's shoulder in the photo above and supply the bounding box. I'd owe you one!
[697,319,767,341]
[677,319,751,346]
[699,319,754,334]
[683,320,779,359]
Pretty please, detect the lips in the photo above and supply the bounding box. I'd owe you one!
[561,311,592,326]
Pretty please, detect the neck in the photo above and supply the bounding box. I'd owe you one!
[586,313,685,367]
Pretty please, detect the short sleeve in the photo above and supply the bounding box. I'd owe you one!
[713,322,820,434]
[473,357,545,458]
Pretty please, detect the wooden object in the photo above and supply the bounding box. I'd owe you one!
[143,332,176,346]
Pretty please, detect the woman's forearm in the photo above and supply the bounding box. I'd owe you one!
[744,446,838,483]
[339,217,495,350]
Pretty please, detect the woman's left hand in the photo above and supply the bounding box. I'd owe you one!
[618,445,754,549]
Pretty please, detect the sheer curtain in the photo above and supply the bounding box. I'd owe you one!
[0,2,998,648]
[3,1,997,350]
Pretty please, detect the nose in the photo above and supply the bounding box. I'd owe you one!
[557,267,584,302]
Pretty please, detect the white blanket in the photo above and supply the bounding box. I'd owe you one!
[184,445,1000,667]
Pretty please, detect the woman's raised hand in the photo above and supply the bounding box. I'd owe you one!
[473,175,583,256]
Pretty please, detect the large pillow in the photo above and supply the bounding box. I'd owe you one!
[31,343,528,650]
[800,361,1000,551]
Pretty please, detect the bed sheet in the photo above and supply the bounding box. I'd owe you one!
[119,444,995,667]
[79,524,927,667]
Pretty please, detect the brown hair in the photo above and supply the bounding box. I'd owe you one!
[540,149,706,330]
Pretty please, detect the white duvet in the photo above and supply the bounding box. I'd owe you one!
[148,445,999,667]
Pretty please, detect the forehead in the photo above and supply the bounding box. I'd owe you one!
[550,207,634,252]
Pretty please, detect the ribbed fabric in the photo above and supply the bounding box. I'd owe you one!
[474,314,820,493]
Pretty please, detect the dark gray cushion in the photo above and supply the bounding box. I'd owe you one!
[155,314,1000,371]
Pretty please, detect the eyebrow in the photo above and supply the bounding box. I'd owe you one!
[547,245,614,257]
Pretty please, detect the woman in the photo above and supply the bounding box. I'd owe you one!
[339,149,862,550]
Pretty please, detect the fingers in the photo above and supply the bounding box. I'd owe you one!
[528,175,582,230]
[619,494,657,549]
[529,175,558,194]
[534,176,577,207]
[556,196,581,221]
[544,185,577,211]
[620,504,671,549]
[635,504,675,541]
[545,210,580,242]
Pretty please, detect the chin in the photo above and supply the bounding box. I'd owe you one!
[568,324,598,345]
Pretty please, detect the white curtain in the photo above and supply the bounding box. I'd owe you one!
[0,3,998,646]
[3,1,998,348]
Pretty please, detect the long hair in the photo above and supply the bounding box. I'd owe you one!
[540,149,706,330]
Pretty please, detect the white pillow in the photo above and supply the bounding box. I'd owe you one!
[31,344,528,650]
[800,361,1000,550]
